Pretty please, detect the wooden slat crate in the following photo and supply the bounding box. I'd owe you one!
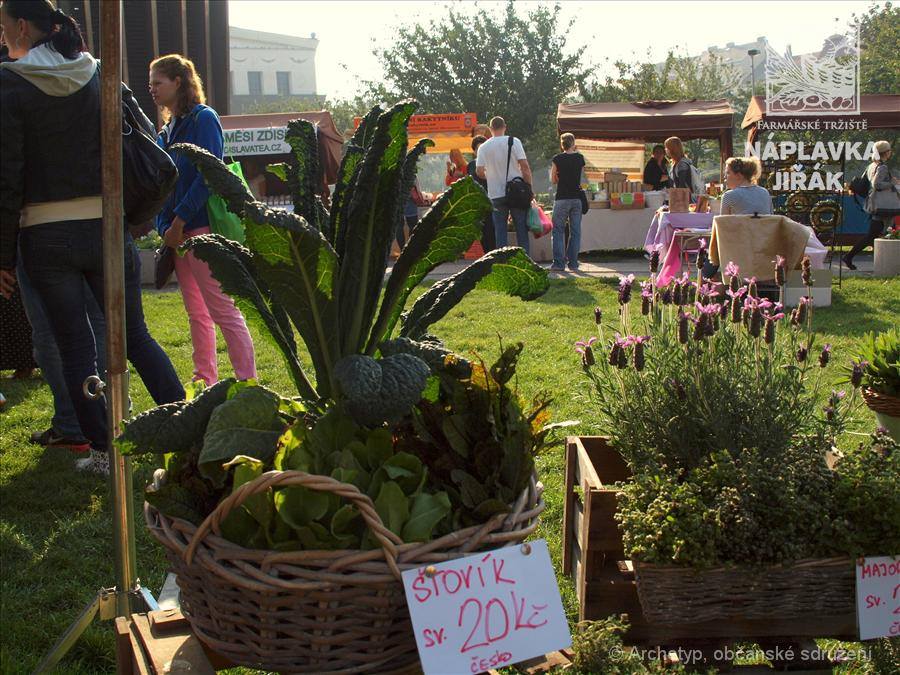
[562,437,858,650]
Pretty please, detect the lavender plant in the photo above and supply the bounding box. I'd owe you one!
[579,258,842,475]
[576,257,899,567]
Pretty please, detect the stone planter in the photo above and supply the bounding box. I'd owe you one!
[873,237,900,277]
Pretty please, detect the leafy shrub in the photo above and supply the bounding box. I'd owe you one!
[578,258,898,567]
[855,327,900,396]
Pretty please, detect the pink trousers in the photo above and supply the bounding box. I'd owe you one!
[175,227,257,384]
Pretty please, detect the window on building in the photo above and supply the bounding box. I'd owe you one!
[276,71,291,96]
[248,71,263,96]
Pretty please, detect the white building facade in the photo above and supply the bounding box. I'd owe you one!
[229,26,320,113]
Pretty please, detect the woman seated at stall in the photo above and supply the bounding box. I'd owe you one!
[720,157,773,215]
[702,157,773,280]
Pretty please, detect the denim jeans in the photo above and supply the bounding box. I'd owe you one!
[17,255,106,439]
[551,199,583,269]
[491,197,530,257]
[19,219,184,450]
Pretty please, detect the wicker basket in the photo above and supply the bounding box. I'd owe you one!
[633,557,855,624]
[145,470,544,673]
[863,387,900,417]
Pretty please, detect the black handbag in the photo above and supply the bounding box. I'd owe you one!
[121,100,178,227]
[578,188,590,215]
[504,136,533,209]
[154,245,175,290]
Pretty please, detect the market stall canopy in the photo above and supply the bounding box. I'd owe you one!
[219,111,343,184]
[741,95,900,146]
[557,100,735,147]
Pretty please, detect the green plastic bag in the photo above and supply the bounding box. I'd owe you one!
[206,160,248,243]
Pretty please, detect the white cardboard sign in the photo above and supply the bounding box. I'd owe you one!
[856,556,900,640]
[401,539,571,675]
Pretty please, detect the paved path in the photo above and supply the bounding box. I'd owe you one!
[401,256,876,281]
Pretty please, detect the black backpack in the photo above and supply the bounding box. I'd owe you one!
[504,136,533,209]
[121,97,178,227]
[849,171,871,199]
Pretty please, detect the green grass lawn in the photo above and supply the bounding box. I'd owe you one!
[1,276,898,674]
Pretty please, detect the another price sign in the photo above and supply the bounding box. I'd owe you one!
[856,556,900,640]
[402,540,571,675]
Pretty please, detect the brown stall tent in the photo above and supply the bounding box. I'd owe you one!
[557,100,735,176]
[741,94,900,146]
[219,111,345,185]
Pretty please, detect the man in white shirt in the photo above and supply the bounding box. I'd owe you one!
[476,116,534,255]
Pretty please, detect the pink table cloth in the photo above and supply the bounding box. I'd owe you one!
[645,210,716,286]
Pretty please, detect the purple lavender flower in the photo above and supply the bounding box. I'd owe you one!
[801,256,812,285]
[631,335,650,371]
[745,275,758,298]
[678,311,690,344]
[726,261,740,292]
[661,287,673,305]
[774,255,786,287]
[668,378,687,402]
[819,343,832,368]
[693,314,707,341]
[594,306,603,325]
[575,337,598,355]
[698,283,720,304]
[696,238,708,270]
[796,345,808,363]
[618,274,635,305]
[764,317,777,344]
[850,359,867,388]
[649,245,662,274]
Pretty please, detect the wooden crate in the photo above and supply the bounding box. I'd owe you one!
[562,437,858,648]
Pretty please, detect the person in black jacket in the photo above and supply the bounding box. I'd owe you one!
[0,0,184,474]
[642,144,670,190]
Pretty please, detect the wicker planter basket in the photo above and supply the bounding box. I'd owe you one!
[633,557,855,624]
[863,387,900,417]
[863,387,900,440]
[145,469,544,673]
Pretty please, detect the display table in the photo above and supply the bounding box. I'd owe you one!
[646,210,716,286]
[529,208,650,262]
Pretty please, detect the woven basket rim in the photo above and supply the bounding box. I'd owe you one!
[145,468,544,581]
[863,387,900,416]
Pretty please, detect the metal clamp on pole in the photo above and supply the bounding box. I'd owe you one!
[82,375,106,400]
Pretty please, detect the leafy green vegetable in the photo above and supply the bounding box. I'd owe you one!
[199,386,286,485]
[339,101,417,357]
[332,353,430,427]
[283,119,321,229]
[401,247,550,340]
[132,102,553,554]
[367,176,492,351]
[116,378,236,455]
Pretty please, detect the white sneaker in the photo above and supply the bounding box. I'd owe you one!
[75,449,110,475]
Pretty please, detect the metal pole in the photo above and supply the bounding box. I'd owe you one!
[99,0,136,619]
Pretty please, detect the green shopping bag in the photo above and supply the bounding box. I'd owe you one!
[206,160,248,243]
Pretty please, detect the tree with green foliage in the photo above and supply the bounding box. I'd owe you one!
[368,1,589,159]
[854,1,900,95]
[242,94,380,137]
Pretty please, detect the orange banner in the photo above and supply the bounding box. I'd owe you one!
[353,113,477,133]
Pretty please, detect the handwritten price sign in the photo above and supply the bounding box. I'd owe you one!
[402,540,571,675]
[856,555,900,640]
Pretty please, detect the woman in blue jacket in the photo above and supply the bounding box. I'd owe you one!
[150,54,256,385]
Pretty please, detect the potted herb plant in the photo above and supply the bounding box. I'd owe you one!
[857,327,900,439]
[571,253,899,627]
[118,102,557,673]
